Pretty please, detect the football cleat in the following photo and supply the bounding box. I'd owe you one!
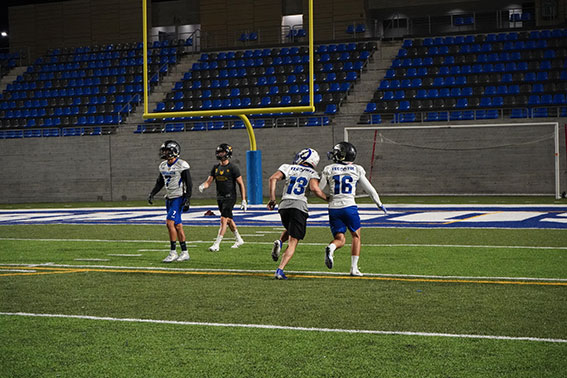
[162,251,178,263]
[350,268,363,277]
[271,240,282,261]
[231,239,244,249]
[209,244,220,252]
[324,246,334,269]
[177,251,190,262]
[274,268,288,280]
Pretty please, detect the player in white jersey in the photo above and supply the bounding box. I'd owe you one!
[148,140,193,263]
[267,148,327,280]
[319,141,387,276]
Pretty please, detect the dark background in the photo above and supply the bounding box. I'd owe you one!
[2,1,76,48]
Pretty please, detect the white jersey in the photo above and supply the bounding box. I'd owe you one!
[158,158,190,199]
[278,163,320,203]
[320,163,383,209]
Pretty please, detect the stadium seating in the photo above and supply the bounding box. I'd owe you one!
[0,52,22,79]
[361,28,567,124]
[0,39,190,138]
[140,41,375,133]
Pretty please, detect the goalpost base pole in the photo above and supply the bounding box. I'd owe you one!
[246,150,262,205]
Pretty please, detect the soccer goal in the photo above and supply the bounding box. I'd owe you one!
[344,122,561,198]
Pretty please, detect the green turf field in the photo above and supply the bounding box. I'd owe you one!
[1,199,566,377]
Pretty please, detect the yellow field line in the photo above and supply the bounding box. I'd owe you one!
[1,265,565,286]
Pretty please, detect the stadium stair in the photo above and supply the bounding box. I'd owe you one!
[136,42,378,133]
[331,41,401,127]
[0,40,189,138]
[0,66,27,96]
[121,53,201,134]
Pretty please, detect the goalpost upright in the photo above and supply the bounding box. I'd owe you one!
[344,122,561,199]
[141,0,316,204]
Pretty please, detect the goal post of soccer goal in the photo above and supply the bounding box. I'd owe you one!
[344,122,562,199]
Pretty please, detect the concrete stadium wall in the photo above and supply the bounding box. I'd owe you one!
[0,123,565,204]
[0,125,342,204]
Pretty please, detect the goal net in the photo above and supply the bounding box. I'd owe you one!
[344,122,560,198]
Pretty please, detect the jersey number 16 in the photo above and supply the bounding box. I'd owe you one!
[332,175,353,194]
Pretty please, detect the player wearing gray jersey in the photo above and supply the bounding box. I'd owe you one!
[267,148,327,280]
[319,141,387,276]
[148,140,193,263]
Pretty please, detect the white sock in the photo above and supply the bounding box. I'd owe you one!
[214,234,223,245]
[351,255,359,270]
[234,230,243,242]
[328,243,337,254]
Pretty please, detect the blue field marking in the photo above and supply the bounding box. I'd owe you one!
[0,204,566,229]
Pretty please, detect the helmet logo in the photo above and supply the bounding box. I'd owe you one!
[216,143,233,160]
[293,148,320,168]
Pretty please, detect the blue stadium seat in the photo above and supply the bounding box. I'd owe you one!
[528,95,540,106]
[533,107,549,118]
[398,113,416,123]
[510,108,530,118]
[365,103,377,113]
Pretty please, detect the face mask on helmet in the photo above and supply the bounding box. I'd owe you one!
[293,148,320,168]
[216,143,233,160]
[159,140,180,160]
[327,142,356,163]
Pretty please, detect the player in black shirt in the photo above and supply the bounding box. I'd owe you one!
[198,143,247,251]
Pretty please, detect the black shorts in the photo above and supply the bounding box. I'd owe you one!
[279,208,308,240]
[217,198,236,218]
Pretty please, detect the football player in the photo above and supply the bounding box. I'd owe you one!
[267,148,327,280]
[319,141,388,276]
[148,140,193,263]
[198,143,247,251]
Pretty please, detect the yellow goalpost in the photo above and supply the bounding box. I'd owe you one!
[141,0,316,203]
[141,0,315,151]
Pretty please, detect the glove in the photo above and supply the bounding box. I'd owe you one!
[147,194,154,205]
[198,183,205,193]
[182,198,190,212]
[267,200,277,210]
[378,204,388,215]
[240,199,248,212]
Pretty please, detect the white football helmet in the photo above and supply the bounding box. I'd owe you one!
[293,148,320,168]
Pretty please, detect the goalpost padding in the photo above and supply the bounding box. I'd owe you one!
[246,150,262,204]
[345,123,561,198]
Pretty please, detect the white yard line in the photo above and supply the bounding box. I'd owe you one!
[73,258,110,262]
[1,312,565,344]
[0,269,36,273]
[2,237,567,251]
[2,263,566,282]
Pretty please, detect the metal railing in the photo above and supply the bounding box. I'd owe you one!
[360,106,567,125]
